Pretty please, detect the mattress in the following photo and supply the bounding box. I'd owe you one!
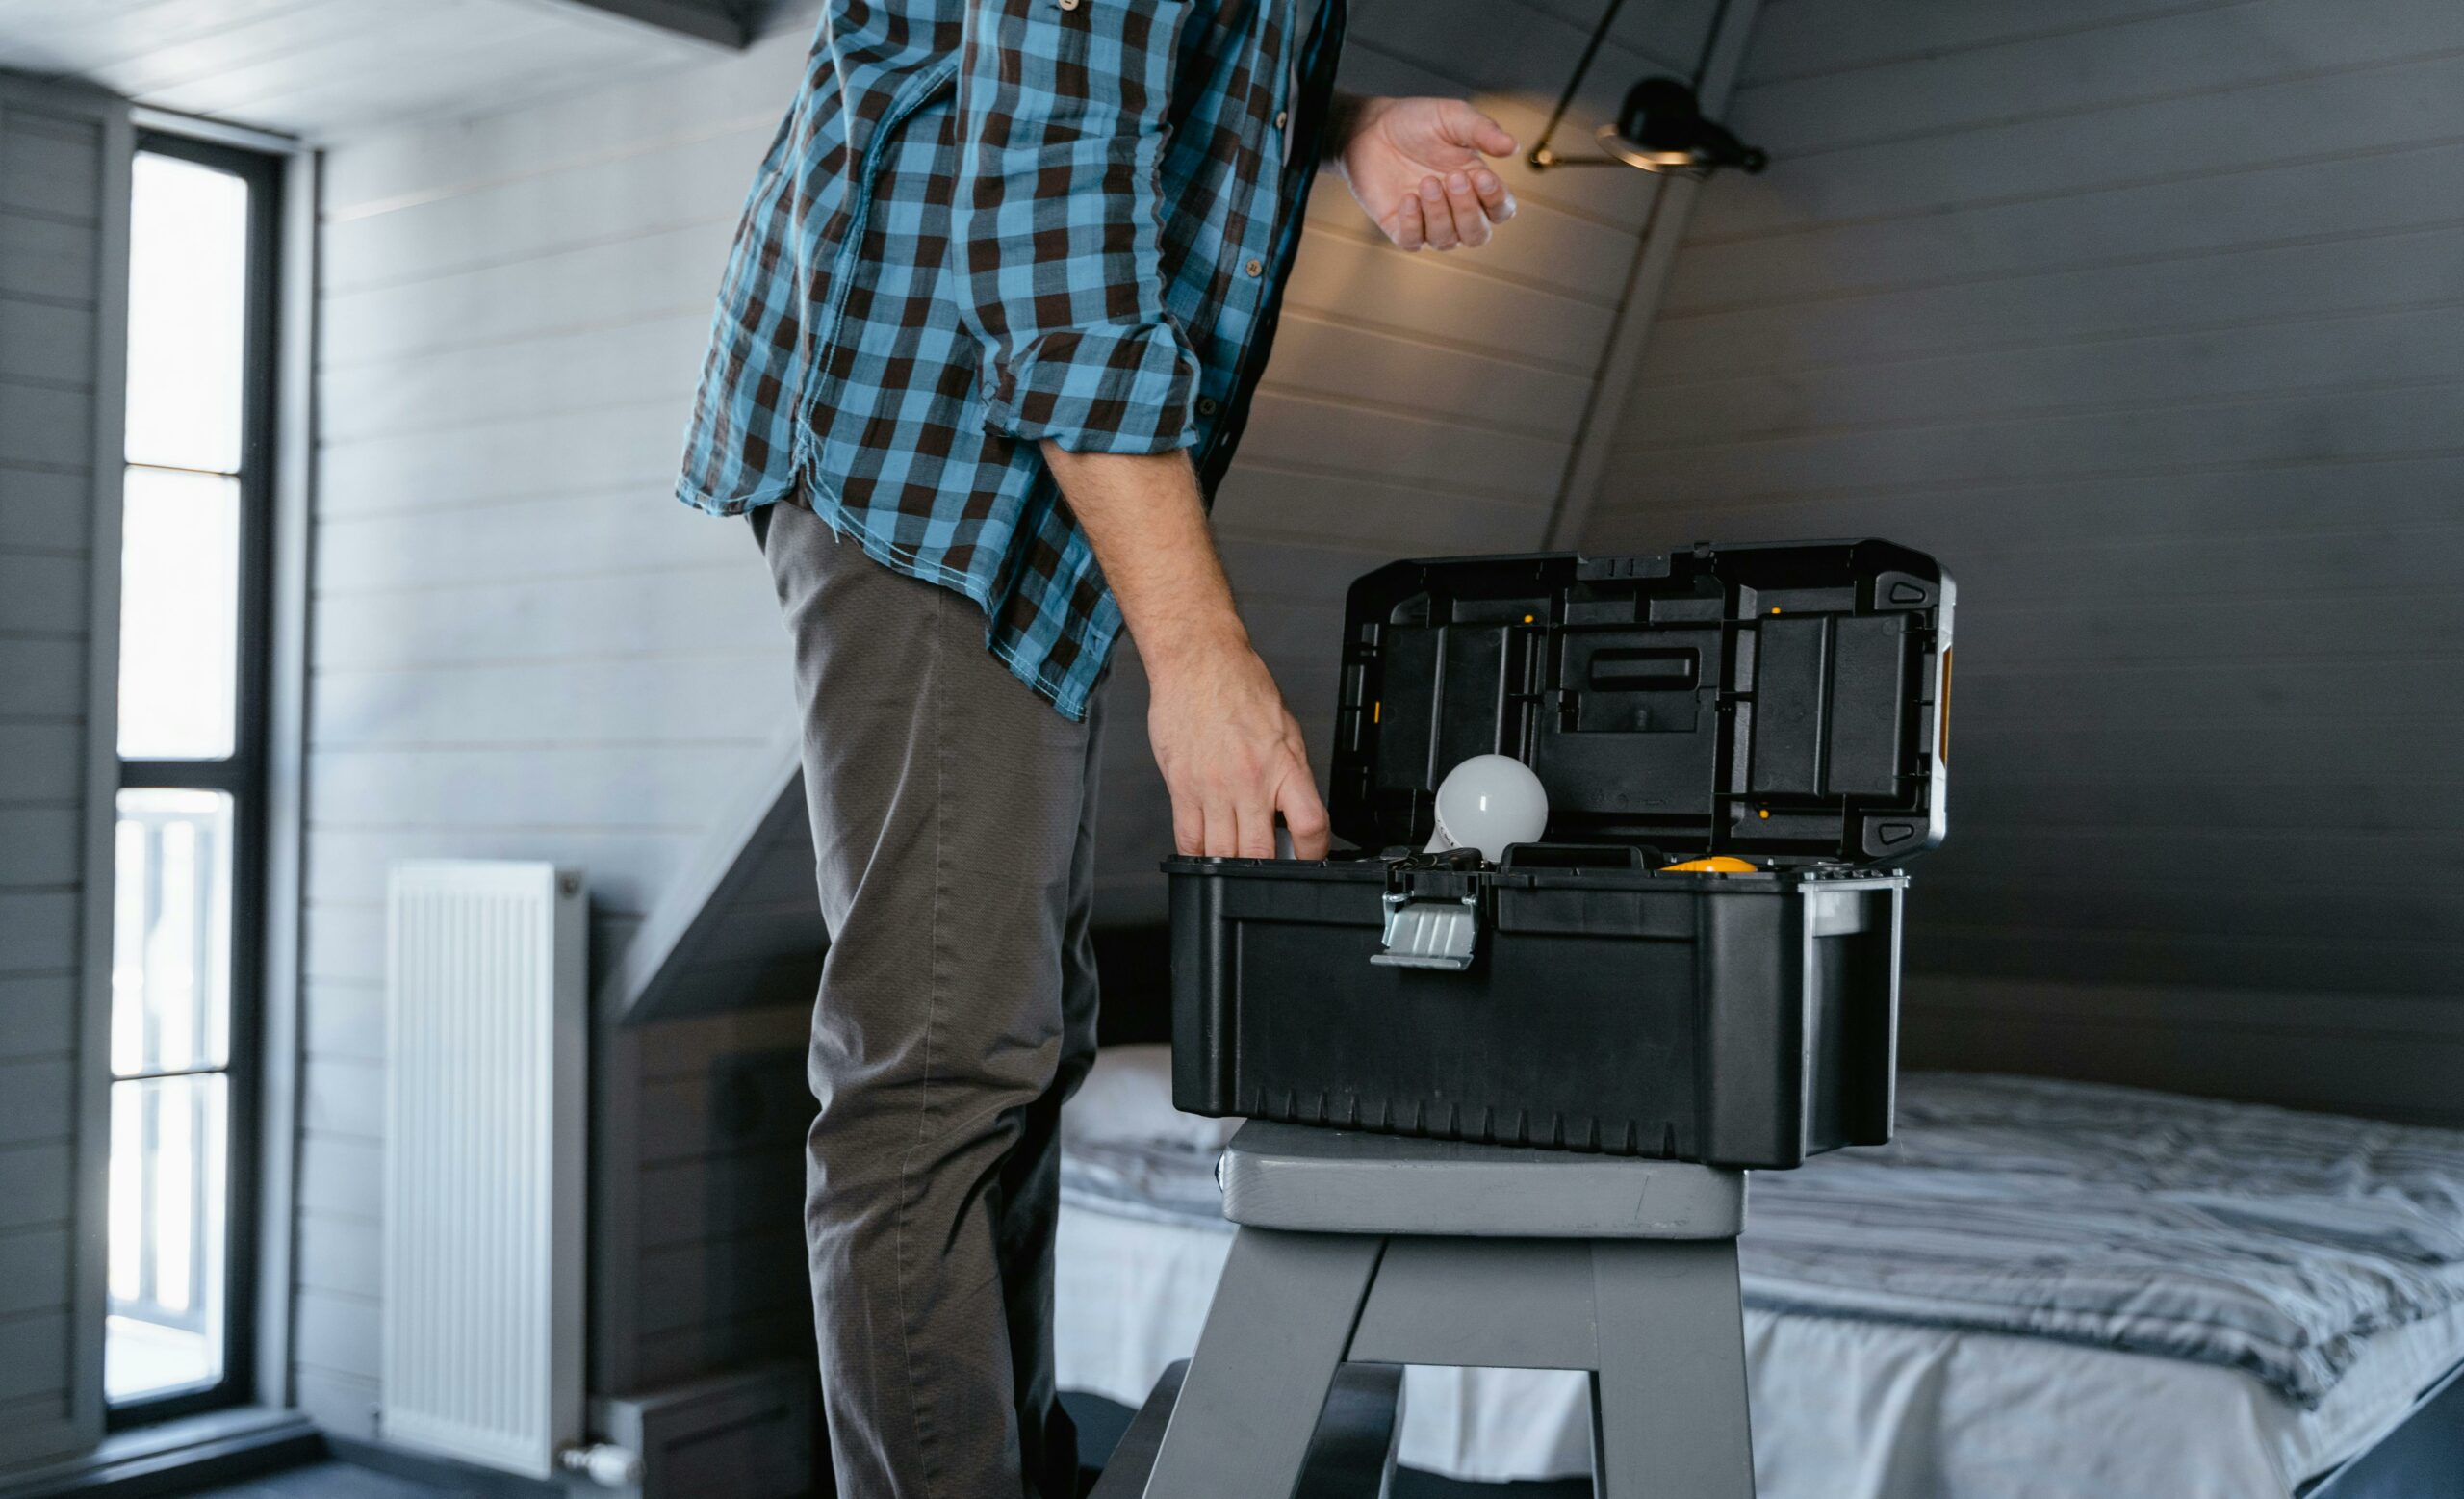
[1055,1047,2464,1496]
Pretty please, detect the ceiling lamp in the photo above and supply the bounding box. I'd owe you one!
[1528,0,1768,177]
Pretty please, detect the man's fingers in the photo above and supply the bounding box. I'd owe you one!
[1450,100,1520,159]
[1444,172,1490,247]
[1201,795,1240,858]
[1279,774,1332,862]
[1473,168,1516,224]
[1173,800,1203,857]
[1234,801,1276,861]
[1390,194,1425,251]
[1418,177,1459,249]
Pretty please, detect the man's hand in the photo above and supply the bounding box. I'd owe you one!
[1144,632,1329,861]
[1334,95,1520,252]
[1040,447,1332,861]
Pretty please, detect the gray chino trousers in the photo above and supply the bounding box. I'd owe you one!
[755,499,1103,1499]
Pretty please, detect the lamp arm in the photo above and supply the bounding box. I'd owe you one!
[1528,0,1632,172]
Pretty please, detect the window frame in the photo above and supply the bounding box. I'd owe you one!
[105,126,283,1430]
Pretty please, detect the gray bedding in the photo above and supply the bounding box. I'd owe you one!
[1059,1073,2464,1407]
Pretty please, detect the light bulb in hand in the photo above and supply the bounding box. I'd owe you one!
[1425,754,1549,864]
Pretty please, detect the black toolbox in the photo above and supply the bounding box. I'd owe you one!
[1163,541,1953,1169]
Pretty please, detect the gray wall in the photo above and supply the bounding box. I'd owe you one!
[1583,0,2464,1124]
[0,73,122,1474]
[295,0,1736,1422]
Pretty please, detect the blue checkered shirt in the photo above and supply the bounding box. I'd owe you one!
[678,0,1349,719]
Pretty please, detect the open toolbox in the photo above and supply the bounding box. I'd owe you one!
[1163,541,1953,1168]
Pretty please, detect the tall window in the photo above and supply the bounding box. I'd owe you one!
[106,133,278,1418]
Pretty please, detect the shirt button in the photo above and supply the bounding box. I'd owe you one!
[1197,396,1221,416]
[1275,110,1289,130]
[1245,258,1264,277]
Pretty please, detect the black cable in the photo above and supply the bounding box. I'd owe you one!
[1529,0,1631,168]
[1692,0,1734,88]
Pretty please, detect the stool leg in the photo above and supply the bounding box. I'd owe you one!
[1143,1228,1384,1499]
[1587,1239,1755,1499]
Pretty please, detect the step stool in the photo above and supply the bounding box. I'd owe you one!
[1091,1121,1756,1499]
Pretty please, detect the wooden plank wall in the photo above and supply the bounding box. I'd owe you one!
[299,0,1732,1418]
[0,73,119,1475]
[295,29,817,1428]
[1582,0,2464,1125]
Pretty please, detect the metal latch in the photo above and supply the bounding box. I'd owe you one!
[1372,891,1479,970]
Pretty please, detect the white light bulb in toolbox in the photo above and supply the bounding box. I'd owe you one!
[1424,754,1550,864]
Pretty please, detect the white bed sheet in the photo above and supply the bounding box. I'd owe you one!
[1057,1202,2464,1497]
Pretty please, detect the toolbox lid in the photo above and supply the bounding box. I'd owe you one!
[1330,541,1953,866]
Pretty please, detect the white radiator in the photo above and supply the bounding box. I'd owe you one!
[382,860,588,1478]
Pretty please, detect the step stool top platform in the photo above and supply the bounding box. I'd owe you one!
[1219,1122,1748,1238]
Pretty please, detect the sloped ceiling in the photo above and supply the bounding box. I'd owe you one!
[0,0,757,141]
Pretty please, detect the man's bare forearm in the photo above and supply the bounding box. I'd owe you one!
[1040,444,1329,859]
[1040,448,1247,683]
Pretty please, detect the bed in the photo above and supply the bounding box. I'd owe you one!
[1054,1047,2464,1498]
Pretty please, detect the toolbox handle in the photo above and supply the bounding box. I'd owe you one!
[1496,842,1665,875]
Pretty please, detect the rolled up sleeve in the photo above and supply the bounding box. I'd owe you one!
[954,0,1202,454]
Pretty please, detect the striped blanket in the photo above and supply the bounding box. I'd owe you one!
[1060,1073,2464,1408]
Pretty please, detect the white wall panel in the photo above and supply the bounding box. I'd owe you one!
[0,70,121,1476]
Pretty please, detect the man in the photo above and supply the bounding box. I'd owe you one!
[676,2,1519,1493]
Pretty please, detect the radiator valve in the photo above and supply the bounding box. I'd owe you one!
[560,1443,645,1488]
